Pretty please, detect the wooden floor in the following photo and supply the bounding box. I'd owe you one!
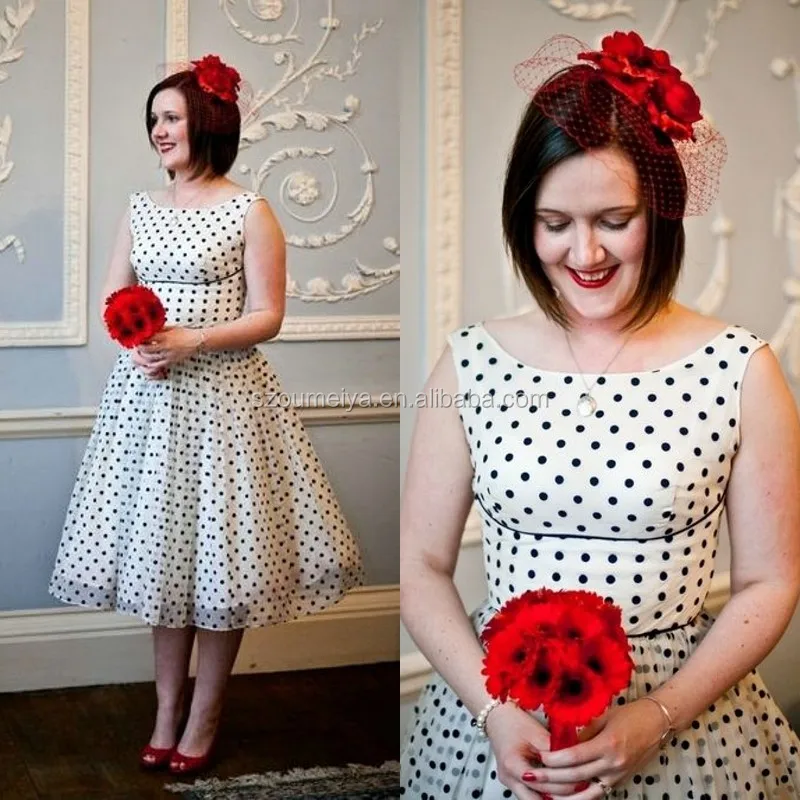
[0,662,397,799]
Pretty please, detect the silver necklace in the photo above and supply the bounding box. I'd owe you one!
[564,328,634,417]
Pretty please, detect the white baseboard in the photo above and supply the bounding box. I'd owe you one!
[0,584,398,693]
[399,573,732,701]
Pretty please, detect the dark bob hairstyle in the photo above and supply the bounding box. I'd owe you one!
[502,68,686,331]
[145,70,240,181]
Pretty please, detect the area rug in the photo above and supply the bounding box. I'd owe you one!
[165,760,401,799]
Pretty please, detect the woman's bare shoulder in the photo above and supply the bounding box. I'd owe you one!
[482,310,562,356]
[482,310,551,339]
[218,179,249,199]
[144,187,167,204]
[663,305,729,340]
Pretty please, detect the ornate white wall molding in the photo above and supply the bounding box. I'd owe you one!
[277,312,398,340]
[545,0,634,22]
[676,0,742,81]
[425,0,463,369]
[544,0,743,70]
[163,0,399,340]
[0,394,400,440]
[0,0,33,267]
[0,0,88,348]
[231,0,398,305]
[165,0,189,66]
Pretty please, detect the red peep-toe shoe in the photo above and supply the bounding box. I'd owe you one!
[139,743,175,771]
[168,742,215,776]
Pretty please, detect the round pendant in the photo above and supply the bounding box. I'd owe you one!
[576,393,597,417]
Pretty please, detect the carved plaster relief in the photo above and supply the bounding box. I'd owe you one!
[225,1,399,305]
[0,0,33,266]
[424,0,462,369]
[166,0,399,340]
[546,1,634,22]
[220,0,400,303]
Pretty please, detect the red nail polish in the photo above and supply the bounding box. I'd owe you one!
[522,771,537,782]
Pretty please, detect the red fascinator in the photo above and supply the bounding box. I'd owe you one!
[190,54,241,104]
[514,32,727,218]
[154,54,253,137]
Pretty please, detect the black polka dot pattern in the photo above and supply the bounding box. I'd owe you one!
[49,191,364,629]
[401,323,800,798]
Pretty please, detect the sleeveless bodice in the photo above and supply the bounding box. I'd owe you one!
[129,191,259,328]
[449,323,766,636]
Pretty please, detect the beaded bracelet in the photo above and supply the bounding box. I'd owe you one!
[471,698,502,738]
[194,328,207,353]
[641,695,676,747]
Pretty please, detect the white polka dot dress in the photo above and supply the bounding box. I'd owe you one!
[401,322,800,799]
[49,191,364,630]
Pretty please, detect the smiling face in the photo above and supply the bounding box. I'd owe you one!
[533,147,649,326]
[149,88,191,174]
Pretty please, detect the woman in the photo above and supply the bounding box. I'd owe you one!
[49,54,363,776]
[400,32,800,799]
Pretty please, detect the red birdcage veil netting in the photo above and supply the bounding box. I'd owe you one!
[153,55,256,137]
[513,33,727,219]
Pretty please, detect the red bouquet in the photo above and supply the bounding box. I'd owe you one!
[481,588,634,751]
[103,285,166,349]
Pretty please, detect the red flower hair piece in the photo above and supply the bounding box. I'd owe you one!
[103,285,166,349]
[577,31,702,141]
[481,588,634,751]
[513,32,727,218]
[190,54,241,104]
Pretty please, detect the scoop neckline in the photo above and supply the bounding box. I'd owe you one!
[477,321,736,377]
[143,189,253,211]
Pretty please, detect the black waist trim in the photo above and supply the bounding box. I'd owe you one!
[142,267,244,286]
[628,613,705,639]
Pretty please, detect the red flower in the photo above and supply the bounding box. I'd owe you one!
[481,588,634,752]
[599,30,646,62]
[556,604,608,643]
[545,661,608,728]
[580,637,635,697]
[482,587,559,645]
[578,30,702,140]
[482,625,532,702]
[190,54,241,103]
[103,285,166,348]
[650,74,702,139]
[510,641,563,711]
